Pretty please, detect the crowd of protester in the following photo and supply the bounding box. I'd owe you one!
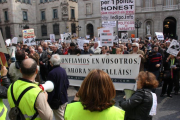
[0,36,180,120]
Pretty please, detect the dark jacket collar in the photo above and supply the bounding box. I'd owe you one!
[18,78,34,83]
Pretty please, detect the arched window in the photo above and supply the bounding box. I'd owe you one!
[86,24,94,39]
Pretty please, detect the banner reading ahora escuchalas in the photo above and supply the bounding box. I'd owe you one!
[60,54,141,90]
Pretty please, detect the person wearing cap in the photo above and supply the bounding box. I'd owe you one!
[130,43,145,71]
[68,42,81,55]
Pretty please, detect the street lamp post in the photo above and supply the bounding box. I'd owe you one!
[135,18,142,38]
[76,25,81,37]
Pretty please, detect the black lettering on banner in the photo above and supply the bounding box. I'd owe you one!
[134,58,137,64]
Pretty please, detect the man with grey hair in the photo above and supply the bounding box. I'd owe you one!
[52,44,62,55]
[47,54,69,120]
[90,42,101,54]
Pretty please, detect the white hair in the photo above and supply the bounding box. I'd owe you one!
[49,54,61,66]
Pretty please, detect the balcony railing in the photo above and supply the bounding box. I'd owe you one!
[163,5,178,10]
[141,7,155,12]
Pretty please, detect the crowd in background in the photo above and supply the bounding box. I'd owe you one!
[4,36,180,97]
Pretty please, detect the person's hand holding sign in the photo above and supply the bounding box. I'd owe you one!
[0,66,8,77]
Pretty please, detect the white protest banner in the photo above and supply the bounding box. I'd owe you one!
[167,40,180,56]
[64,33,72,43]
[98,41,102,47]
[77,39,90,50]
[7,46,16,57]
[5,39,11,46]
[100,0,135,21]
[118,21,135,31]
[0,32,8,54]
[113,36,119,42]
[45,40,51,43]
[12,37,18,44]
[50,34,55,43]
[29,37,36,45]
[60,34,65,42]
[23,38,30,46]
[86,35,90,39]
[102,21,116,27]
[155,32,164,40]
[100,28,113,46]
[60,54,141,90]
[22,29,35,39]
[121,32,128,43]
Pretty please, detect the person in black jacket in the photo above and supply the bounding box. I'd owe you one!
[81,43,94,54]
[119,71,159,120]
[161,54,180,97]
[68,42,81,55]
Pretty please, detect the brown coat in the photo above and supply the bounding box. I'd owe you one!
[130,50,146,71]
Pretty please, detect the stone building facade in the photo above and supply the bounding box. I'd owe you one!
[78,0,180,40]
[0,0,78,41]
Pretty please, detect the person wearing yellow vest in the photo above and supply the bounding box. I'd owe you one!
[0,66,11,120]
[7,58,53,120]
[64,69,125,120]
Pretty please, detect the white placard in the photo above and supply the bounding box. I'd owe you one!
[64,33,72,43]
[118,21,135,31]
[113,36,119,42]
[12,37,18,44]
[121,32,129,43]
[5,39,11,46]
[50,34,55,43]
[45,40,51,43]
[7,46,16,57]
[100,0,135,21]
[77,39,90,50]
[102,21,116,27]
[86,35,90,39]
[167,40,180,56]
[155,32,164,40]
[60,54,141,90]
[23,37,36,46]
[0,32,8,54]
[100,28,113,46]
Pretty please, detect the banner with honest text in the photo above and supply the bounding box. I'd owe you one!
[100,0,135,21]
[60,54,141,90]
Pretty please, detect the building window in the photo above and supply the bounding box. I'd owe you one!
[22,0,25,3]
[23,11,28,21]
[27,0,31,4]
[0,0,2,3]
[4,11,8,21]
[53,24,59,35]
[5,26,11,39]
[71,9,75,19]
[166,0,174,6]
[18,0,21,2]
[41,25,47,36]
[40,0,43,3]
[53,9,58,19]
[71,23,76,34]
[44,0,48,3]
[86,3,92,14]
[41,11,46,20]
[145,0,152,7]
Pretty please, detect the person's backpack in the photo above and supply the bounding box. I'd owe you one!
[8,83,38,120]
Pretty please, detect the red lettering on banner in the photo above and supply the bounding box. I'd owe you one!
[108,39,111,41]
[107,33,112,35]
[103,30,110,32]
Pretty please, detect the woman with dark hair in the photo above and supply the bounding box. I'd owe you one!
[64,69,125,120]
[119,71,159,120]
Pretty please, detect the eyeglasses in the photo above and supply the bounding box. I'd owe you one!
[83,46,87,47]
[132,46,136,48]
